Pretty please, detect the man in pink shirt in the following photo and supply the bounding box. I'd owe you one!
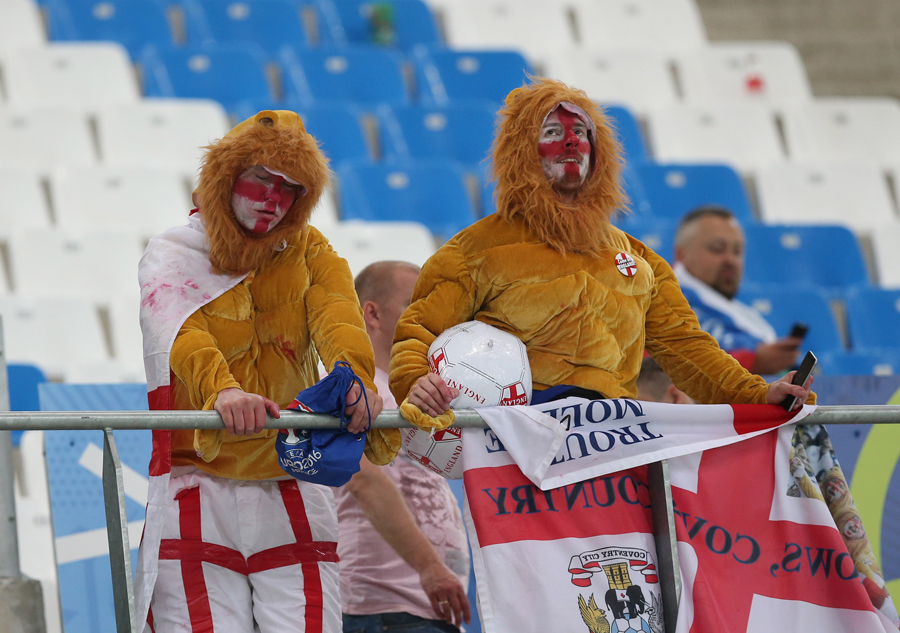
[334,261,471,633]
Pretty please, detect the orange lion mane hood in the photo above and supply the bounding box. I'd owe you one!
[196,110,330,275]
[490,78,626,255]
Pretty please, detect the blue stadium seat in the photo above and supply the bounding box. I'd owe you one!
[479,164,496,216]
[336,160,477,237]
[234,100,372,164]
[46,0,173,58]
[140,44,274,115]
[8,363,47,447]
[182,0,310,57]
[737,285,844,356]
[743,224,870,292]
[614,216,677,262]
[844,288,900,351]
[603,104,649,165]
[413,48,533,108]
[377,103,496,168]
[314,0,439,49]
[281,46,409,107]
[818,350,900,377]
[630,163,755,224]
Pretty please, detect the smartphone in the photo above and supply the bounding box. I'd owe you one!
[780,351,817,411]
[788,322,809,340]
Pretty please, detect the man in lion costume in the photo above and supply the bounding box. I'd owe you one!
[136,110,399,632]
[389,78,812,423]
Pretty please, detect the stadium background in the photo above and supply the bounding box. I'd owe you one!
[1,0,899,631]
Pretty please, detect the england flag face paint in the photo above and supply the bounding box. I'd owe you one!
[231,165,305,235]
[538,103,594,196]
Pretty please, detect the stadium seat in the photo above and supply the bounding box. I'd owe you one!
[628,163,755,224]
[817,349,900,377]
[107,296,145,378]
[412,48,533,108]
[0,170,53,237]
[314,0,440,49]
[182,0,310,57]
[440,0,575,63]
[755,162,897,234]
[0,107,97,173]
[844,288,900,351]
[543,50,678,117]
[0,0,46,55]
[743,224,870,291]
[45,0,174,58]
[0,297,109,379]
[646,104,785,174]
[324,220,436,276]
[737,285,844,356]
[3,43,139,110]
[603,104,650,165]
[782,97,900,168]
[676,41,813,109]
[336,160,477,238]
[281,46,409,107]
[614,215,677,262]
[8,229,145,303]
[8,364,48,447]
[50,167,191,238]
[310,188,340,229]
[871,222,900,288]
[140,44,274,115]
[376,103,497,167]
[96,99,231,174]
[571,0,706,53]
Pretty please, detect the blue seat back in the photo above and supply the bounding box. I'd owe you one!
[337,160,477,237]
[46,0,173,57]
[818,350,900,376]
[615,216,677,262]
[183,0,310,56]
[631,163,755,225]
[378,103,497,167]
[141,44,273,114]
[39,383,150,633]
[282,46,409,106]
[602,104,649,165]
[737,285,844,355]
[845,288,900,351]
[743,224,870,292]
[315,0,439,49]
[8,363,47,447]
[413,48,532,108]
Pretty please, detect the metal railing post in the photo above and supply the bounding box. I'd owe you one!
[648,459,681,633]
[102,429,136,633]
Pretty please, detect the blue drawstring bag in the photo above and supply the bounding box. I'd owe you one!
[275,361,369,487]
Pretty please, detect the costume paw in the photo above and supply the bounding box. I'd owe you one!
[400,397,455,431]
[364,428,401,465]
[193,429,225,463]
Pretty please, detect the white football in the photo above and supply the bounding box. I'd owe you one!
[402,320,532,479]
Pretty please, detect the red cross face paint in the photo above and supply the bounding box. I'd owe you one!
[231,165,305,235]
[538,103,594,196]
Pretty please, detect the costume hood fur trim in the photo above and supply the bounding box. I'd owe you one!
[196,110,330,275]
[489,78,626,255]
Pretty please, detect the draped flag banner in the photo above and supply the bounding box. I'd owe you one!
[462,399,899,633]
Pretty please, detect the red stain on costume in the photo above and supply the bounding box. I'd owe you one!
[275,335,297,361]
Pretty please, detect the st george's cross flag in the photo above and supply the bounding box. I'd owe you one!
[462,398,898,633]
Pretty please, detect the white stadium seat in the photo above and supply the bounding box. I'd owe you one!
[50,166,191,237]
[0,0,46,55]
[324,221,436,277]
[3,43,140,110]
[646,104,785,174]
[782,97,900,168]
[677,41,813,109]
[8,229,145,303]
[0,169,53,237]
[96,99,231,174]
[0,297,109,379]
[310,188,340,231]
[107,296,145,377]
[543,49,677,116]
[0,108,97,172]
[440,0,574,64]
[871,222,900,288]
[756,162,898,234]
[572,0,706,53]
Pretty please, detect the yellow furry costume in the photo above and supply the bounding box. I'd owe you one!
[390,79,813,428]
[168,110,399,474]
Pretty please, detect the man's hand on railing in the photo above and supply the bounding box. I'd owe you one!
[214,387,281,436]
[344,383,383,434]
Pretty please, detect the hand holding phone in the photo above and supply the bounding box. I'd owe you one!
[788,322,809,340]
[780,351,817,411]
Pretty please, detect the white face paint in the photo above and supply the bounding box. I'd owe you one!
[538,107,592,196]
[230,165,304,234]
